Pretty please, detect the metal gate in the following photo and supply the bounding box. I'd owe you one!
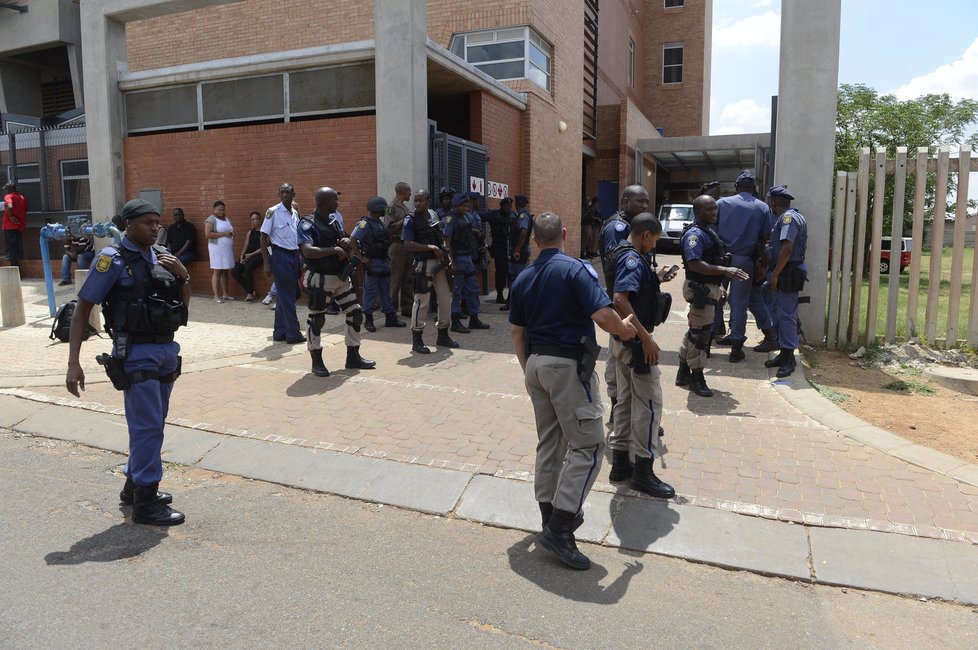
[429,129,488,210]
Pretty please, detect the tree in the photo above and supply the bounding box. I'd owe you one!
[835,83,978,235]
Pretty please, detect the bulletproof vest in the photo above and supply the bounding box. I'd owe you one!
[450,213,475,254]
[103,245,187,338]
[612,242,662,332]
[682,223,728,284]
[302,215,343,275]
[411,210,441,249]
[601,212,629,294]
[360,217,390,259]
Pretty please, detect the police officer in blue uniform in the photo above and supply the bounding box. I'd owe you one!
[499,195,532,312]
[764,186,808,378]
[299,187,375,376]
[608,213,677,498]
[677,195,749,397]
[509,211,637,570]
[66,199,190,526]
[260,183,305,344]
[351,196,407,332]
[715,170,778,362]
[443,192,490,332]
[435,187,456,222]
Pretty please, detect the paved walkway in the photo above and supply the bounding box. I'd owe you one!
[2,274,977,603]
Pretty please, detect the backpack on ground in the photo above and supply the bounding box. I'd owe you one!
[50,300,97,343]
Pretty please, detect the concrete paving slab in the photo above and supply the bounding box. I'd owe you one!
[810,527,978,605]
[840,425,913,454]
[197,436,469,515]
[14,403,130,454]
[160,425,224,466]
[455,475,613,542]
[891,444,968,476]
[605,498,811,580]
[924,365,978,396]
[948,464,978,488]
[0,394,47,427]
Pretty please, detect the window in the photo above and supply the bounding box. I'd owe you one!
[628,38,636,87]
[61,159,90,211]
[449,26,552,91]
[663,42,684,84]
[665,0,685,7]
[6,163,40,213]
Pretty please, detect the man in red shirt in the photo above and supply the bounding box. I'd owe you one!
[3,181,28,268]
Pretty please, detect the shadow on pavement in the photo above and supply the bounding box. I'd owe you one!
[44,521,167,565]
[610,493,680,555]
[285,373,347,397]
[395,348,454,368]
[684,388,746,416]
[506,534,642,604]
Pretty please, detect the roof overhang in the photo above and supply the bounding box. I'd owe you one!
[637,133,771,177]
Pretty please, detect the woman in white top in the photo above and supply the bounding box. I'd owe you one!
[204,200,235,302]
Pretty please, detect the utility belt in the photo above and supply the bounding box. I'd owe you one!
[688,280,718,309]
[529,344,582,360]
[530,337,600,385]
[271,244,299,254]
[97,353,182,391]
[366,268,391,278]
[129,333,175,345]
[776,262,807,292]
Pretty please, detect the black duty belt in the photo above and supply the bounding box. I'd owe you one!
[128,333,175,344]
[530,344,581,360]
[272,245,299,253]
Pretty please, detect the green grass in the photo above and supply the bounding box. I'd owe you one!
[811,380,851,403]
[881,378,937,395]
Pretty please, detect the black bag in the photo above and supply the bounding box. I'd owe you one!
[50,300,97,343]
[777,264,807,293]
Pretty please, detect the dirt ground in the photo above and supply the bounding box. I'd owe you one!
[803,350,978,464]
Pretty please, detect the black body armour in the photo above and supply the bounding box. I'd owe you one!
[360,217,390,259]
[612,242,667,332]
[450,214,475,254]
[302,215,343,275]
[103,244,187,340]
[411,211,440,258]
[681,224,729,284]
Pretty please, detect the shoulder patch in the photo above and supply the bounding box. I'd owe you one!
[614,221,626,232]
[625,256,639,269]
[94,254,113,273]
[687,234,699,248]
[264,208,274,219]
[581,260,599,280]
[300,220,313,232]
[445,215,453,224]
[386,206,396,217]
[783,214,792,224]
[357,219,368,230]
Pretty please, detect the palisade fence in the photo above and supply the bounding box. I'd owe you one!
[827,145,978,351]
[0,122,90,215]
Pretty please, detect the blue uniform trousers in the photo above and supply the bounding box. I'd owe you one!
[508,259,527,284]
[122,341,180,487]
[727,254,773,341]
[363,257,393,314]
[451,254,480,316]
[773,290,799,349]
[270,247,302,339]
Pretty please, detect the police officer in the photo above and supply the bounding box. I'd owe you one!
[485,197,512,304]
[443,192,490,332]
[764,185,808,378]
[387,182,415,318]
[352,197,407,332]
[499,195,532,312]
[66,199,190,526]
[298,187,376,376]
[260,183,305,344]
[677,195,749,397]
[508,211,637,570]
[607,213,677,498]
[715,170,778,362]
[435,187,456,221]
[402,189,458,353]
[598,185,649,423]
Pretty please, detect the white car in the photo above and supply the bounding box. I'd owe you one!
[656,203,694,251]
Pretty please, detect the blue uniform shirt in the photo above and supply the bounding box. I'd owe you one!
[442,211,472,240]
[600,212,630,255]
[770,209,808,267]
[78,236,156,304]
[681,224,718,263]
[297,211,343,247]
[613,247,651,295]
[511,209,532,257]
[716,192,773,256]
[508,248,611,348]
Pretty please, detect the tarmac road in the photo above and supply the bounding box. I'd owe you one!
[2,430,975,649]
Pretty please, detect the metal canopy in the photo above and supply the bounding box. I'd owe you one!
[637,133,771,174]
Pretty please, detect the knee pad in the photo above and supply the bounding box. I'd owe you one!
[687,326,712,350]
[349,308,364,332]
[307,313,325,336]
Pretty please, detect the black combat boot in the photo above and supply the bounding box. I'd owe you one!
[690,369,713,397]
[776,349,797,378]
[385,312,407,328]
[132,483,184,526]
[412,330,430,354]
[538,501,583,531]
[753,328,779,352]
[608,449,633,482]
[468,314,490,329]
[714,334,734,346]
[450,315,470,333]
[537,509,590,570]
[728,341,745,363]
[364,313,376,332]
[630,457,676,499]
[345,346,377,370]
[764,348,788,368]
[436,327,459,348]
[310,348,330,377]
[675,361,692,387]
[120,475,172,506]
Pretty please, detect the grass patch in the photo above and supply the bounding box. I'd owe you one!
[881,378,936,395]
[811,381,850,403]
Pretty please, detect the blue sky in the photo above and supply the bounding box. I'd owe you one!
[710,0,978,135]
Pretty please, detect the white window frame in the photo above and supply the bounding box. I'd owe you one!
[663,42,684,84]
[60,158,90,212]
[450,26,552,92]
[628,38,636,87]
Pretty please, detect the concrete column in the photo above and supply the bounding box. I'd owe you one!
[0,266,26,327]
[74,269,103,332]
[80,7,128,220]
[374,0,428,195]
[774,0,841,345]
[67,43,85,110]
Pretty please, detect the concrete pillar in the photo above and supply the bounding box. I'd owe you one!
[67,43,85,110]
[74,269,103,332]
[80,8,128,220]
[0,266,26,327]
[374,0,428,195]
[774,0,841,345]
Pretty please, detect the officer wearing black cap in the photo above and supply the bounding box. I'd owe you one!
[764,185,807,378]
[700,180,722,200]
[66,199,191,526]
[352,196,407,332]
[443,192,490,332]
[509,211,637,570]
[299,187,376,376]
[435,187,456,222]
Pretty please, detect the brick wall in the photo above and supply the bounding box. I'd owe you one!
[469,91,523,204]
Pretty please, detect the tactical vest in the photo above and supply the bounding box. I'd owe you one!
[357,217,389,259]
[612,242,663,332]
[601,212,629,295]
[103,244,187,340]
[411,210,440,257]
[302,215,343,275]
[450,213,475,254]
[681,224,728,284]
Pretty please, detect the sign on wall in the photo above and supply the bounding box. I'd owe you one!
[486,181,509,199]
[469,176,485,196]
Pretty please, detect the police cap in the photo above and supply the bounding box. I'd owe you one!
[451,192,469,207]
[703,180,721,190]
[735,170,756,187]
[121,198,160,220]
[367,196,388,212]
[499,197,513,205]
[439,186,456,198]
[767,185,794,200]
[514,194,528,205]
